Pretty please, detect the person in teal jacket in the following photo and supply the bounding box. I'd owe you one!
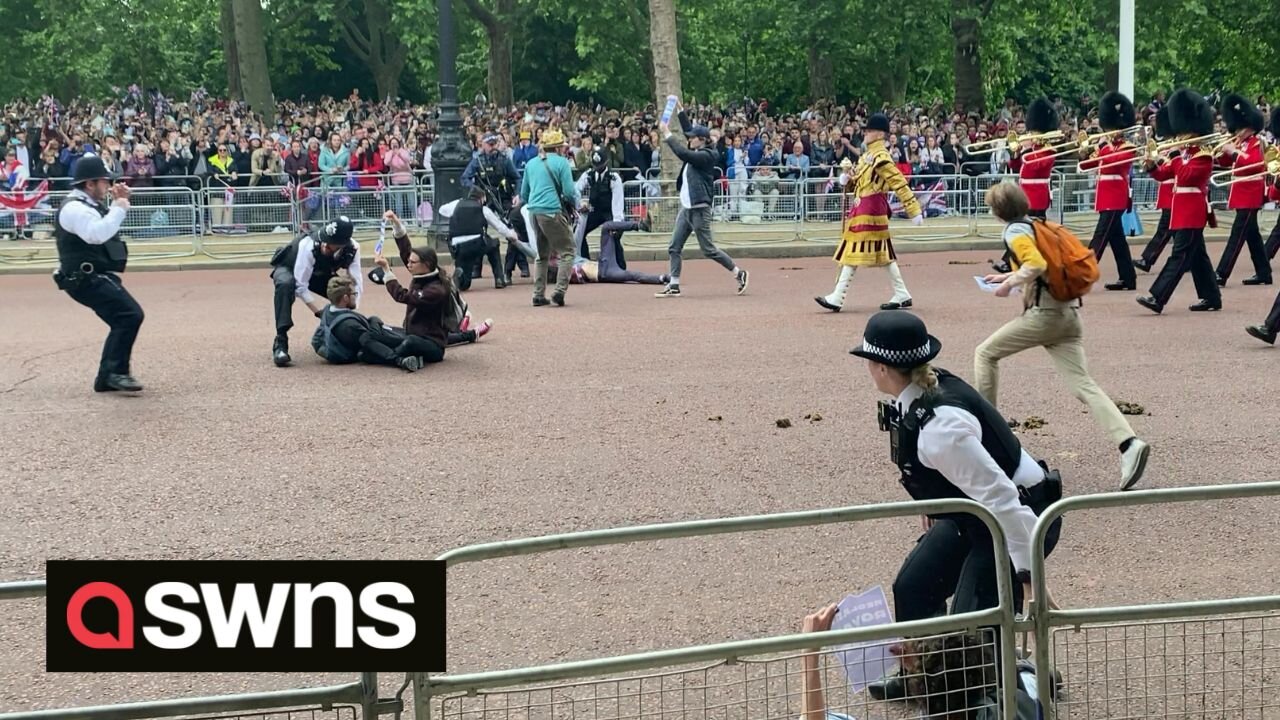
[518,128,579,307]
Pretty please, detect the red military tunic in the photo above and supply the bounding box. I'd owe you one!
[1146,151,1179,210]
[1079,138,1136,211]
[1169,148,1214,230]
[1008,145,1055,211]
[1269,177,1280,204]
[1217,135,1266,210]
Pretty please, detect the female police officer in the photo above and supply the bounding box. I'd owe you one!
[850,310,1061,700]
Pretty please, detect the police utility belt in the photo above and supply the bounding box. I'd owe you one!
[878,400,1063,514]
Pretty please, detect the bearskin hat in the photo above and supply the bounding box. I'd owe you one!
[1167,89,1214,137]
[1026,97,1058,134]
[1271,107,1280,138]
[1220,93,1264,133]
[1098,91,1136,131]
[1154,105,1173,141]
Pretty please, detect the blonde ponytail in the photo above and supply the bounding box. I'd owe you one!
[910,363,939,394]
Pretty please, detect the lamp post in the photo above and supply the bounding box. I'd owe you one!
[431,0,472,242]
[1118,0,1134,100]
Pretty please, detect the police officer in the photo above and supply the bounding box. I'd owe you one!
[438,186,518,291]
[461,134,520,280]
[53,155,145,393]
[572,150,626,265]
[851,311,1062,701]
[268,216,361,367]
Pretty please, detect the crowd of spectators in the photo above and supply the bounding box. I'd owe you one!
[3,86,1273,200]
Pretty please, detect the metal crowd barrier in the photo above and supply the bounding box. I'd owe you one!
[1029,481,1280,719]
[3,484,1280,720]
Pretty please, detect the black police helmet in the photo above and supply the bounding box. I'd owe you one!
[71,155,111,186]
[319,216,355,246]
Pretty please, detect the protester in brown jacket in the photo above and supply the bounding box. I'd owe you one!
[372,217,450,365]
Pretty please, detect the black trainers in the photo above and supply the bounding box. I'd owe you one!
[398,356,423,373]
[735,269,750,295]
[273,335,291,367]
[551,291,566,306]
[655,284,681,298]
[532,296,552,307]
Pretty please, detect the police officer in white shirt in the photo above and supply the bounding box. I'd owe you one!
[850,311,1062,701]
[53,155,145,393]
[268,216,361,366]
[438,186,518,290]
[573,150,626,264]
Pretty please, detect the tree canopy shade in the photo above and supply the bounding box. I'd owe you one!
[2,0,1277,111]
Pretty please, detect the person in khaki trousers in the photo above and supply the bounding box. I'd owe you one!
[977,183,1151,491]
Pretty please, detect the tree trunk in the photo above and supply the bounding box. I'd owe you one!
[232,0,273,114]
[648,0,683,193]
[951,6,983,113]
[460,0,514,106]
[338,0,407,102]
[806,45,835,103]
[220,0,242,100]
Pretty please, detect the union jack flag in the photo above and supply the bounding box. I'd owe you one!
[0,178,50,229]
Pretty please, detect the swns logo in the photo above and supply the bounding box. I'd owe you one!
[47,560,445,672]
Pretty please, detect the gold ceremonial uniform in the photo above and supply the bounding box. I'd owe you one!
[835,139,921,267]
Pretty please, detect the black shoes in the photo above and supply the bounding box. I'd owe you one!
[1105,281,1136,291]
[1242,276,1273,286]
[94,374,143,392]
[532,296,551,307]
[1216,275,1227,287]
[1189,300,1222,312]
[551,291,566,306]
[494,277,509,289]
[1246,325,1277,344]
[1134,259,1152,273]
[880,299,913,310]
[1136,296,1164,314]
[814,296,841,312]
[273,335,291,367]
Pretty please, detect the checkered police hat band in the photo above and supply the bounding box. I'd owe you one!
[861,338,932,364]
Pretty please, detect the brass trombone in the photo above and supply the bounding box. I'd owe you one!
[964,129,1063,155]
[1043,125,1147,160]
[1078,132,1228,174]
[1210,144,1280,187]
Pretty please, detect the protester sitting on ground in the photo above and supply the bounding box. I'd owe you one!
[372,238,450,367]
[311,273,424,372]
[799,604,1039,720]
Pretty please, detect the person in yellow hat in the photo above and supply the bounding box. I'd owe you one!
[518,128,580,306]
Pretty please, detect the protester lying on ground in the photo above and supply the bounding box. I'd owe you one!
[561,220,666,285]
[799,604,1040,720]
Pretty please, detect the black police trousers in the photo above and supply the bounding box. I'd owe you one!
[272,266,300,335]
[892,516,1061,623]
[63,272,145,382]
[453,238,504,290]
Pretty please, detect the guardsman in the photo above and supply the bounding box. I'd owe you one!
[1245,109,1280,345]
[814,112,923,313]
[53,155,145,393]
[1213,93,1269,286]
[1267,107,1280,263]
[1008,97,1058,220]
[1137,89,1221,315]
[268,216,361,366]
[1078,91,1139,291]
[1135,106,1178,273]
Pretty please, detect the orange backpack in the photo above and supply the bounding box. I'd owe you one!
[1027,218,1099,302]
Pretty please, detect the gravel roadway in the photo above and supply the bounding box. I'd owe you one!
[1,245,1278,714]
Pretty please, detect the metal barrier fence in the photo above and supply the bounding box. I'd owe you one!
[4,170,1274,267]
[2,484,1279,720]
[1029,481,1280,719]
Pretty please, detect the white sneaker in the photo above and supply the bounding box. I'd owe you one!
[1120,439,1150,490]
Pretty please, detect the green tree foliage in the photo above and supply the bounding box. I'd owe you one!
[3,0,1278,113]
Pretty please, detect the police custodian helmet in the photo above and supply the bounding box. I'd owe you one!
[318,216,355,246]
[71,155,112,186]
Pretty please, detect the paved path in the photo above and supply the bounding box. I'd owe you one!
[1,249,1278,712]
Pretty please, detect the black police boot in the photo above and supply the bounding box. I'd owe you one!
[273,335,292,367]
